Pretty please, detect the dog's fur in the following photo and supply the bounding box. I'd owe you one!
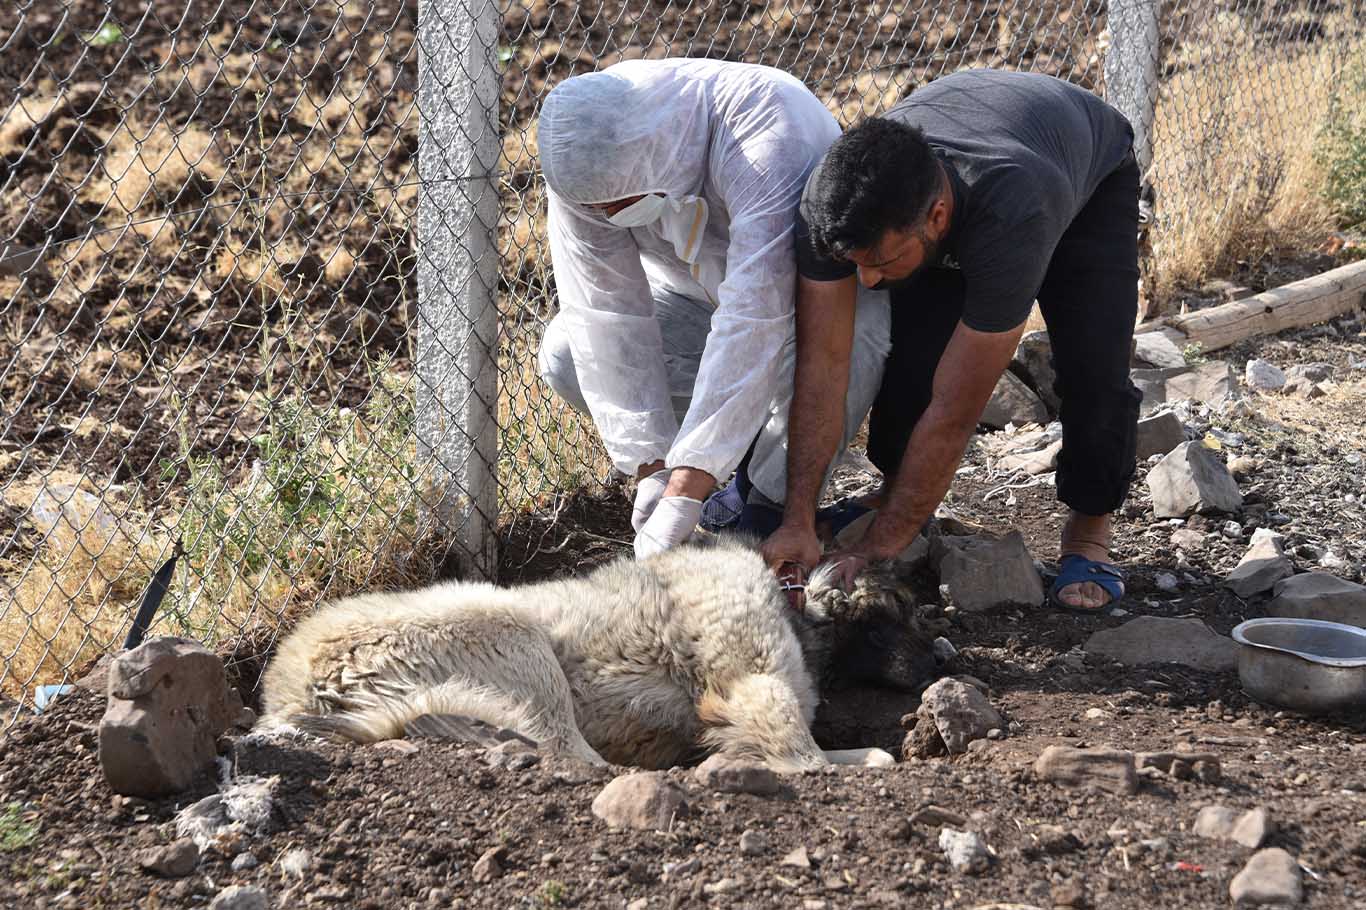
[260,537,936,771]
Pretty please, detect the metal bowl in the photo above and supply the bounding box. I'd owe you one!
[1231,618,1366,715]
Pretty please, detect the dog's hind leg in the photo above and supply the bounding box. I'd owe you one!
[822,747,897,767]
[697,673,827,772]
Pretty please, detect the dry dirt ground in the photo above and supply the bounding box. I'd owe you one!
[3,316,1366,909]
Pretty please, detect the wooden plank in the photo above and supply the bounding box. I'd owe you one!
[1138,259,1366,353]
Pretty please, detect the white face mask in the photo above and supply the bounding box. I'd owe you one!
[606,194,668,228]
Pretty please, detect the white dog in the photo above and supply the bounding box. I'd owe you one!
[260,537,936,771]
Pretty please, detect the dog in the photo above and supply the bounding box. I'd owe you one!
[259,536,937,771]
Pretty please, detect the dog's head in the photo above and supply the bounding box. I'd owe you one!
[791,560,940,693]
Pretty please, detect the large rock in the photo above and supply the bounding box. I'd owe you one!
[99,637,243,798]
[591,772,691,831]
[1135,411,1186,460]
[209,886,268,910]
[1146,442,1243,518]
[1033,746,1137,795]
[1267,572,1366,627]
[934,531,1045,612]
[1229,848,1303,905]
[1285,362,1332,383]
[1084,616,1238,672]
[981,370,1048,429]
[1166,360,1238,404]
[1194,805,1274,848]
[692,755,780,795]
[1225,529,1294,598]
[1133,332,1187,369]
[1131,366,1191,415]
[919,678,1004,754]
[1245,359,1287,392]
[938,828,991,874]
[1012,330,1060,412]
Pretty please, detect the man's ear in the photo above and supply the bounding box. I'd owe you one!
[927,194,951,236]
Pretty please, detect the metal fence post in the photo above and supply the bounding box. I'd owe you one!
[415,0,501,580]
[1104,0,1161,175]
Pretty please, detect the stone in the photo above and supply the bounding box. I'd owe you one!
[998,438,1062,475]
[1267,572,1366,627]
[1146,442,1243,518]
[1012,330,1060,412]
[781,846,811,869]
[981,370,1048,429]
[1155,571,1180,592]
[1171,528,1206,550]
[472,846,507,882]
[934,531,1045,612]
[1136,751,1221,783]
[1283,377,1326,399]
[1228,455,1259,479]
[1084,616,1238,672]
[1233,808,1276,849]
[1285,362,1331,383]
[279,847,313,880]
[1033,746,1137,794]
[692,755,780,795]
[1166,360,1238,404]
[137,839,200,878]
[1193,805,1240,840]
[209,886,268,910]
[1034,824,1083,854]
[591,772,691,830]
[1051,877,1088,908]
[938,828,991,874]
[738,829,769,856]
[919,678,1005,754]
[932,637,958,663]
[1225,529,1294,598]
[99,637,244,798]
[1245,359,1286,391]
[1136,411,1186,460]
[1133,332,1188,369]
[230,853,259,872]
[902,714,948,760]
[910,805,968,828]
[1229,848,1303,905]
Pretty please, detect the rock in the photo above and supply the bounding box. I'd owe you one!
[1228,455,1259,479]
[1155,571,1180,592]
[98,637,244,798]
[692,755,780,795]
[1035,824,1083,854]
[1131,367,1189,415]
[910,805,968,828]
[1134,332,1188,369]
[1225,529,1294,598]
[1136,411,1186,460]
[209,886,268,910]
[1166,360,1238,404]
[279,847,313,880]
[1146,442,1244,518]
[982,370,1048,429]
[998,438,1062,475]
[472,846,507,882]
[484,739,540,771]
[938,828,991,874]
[1171,528,1206,550]
[1285,362,1331,383]
[703,878,739,895]
[1283,377,1326,399]
[1234,808,1276,849]
[934,530,1045,612]
[932,636,958,662]
[230,853,259,872]
[1084,616,1238,672]
[1193,805,1240,839]
[902,713,948,760]
[137,839,200,878]
[919,678,1004,754]
[1229,848,1302,905]
[1245,359,1287,391]
[1136,751,1221,783]
[1194,806,1275,848]
[1267,572,1366,627]
[1033,746,1137,794]
[739,829,769,856]
[781,845,811,868]
[1012,331,1060,412]
[1052,877,1088,908]
[591,772,691,830]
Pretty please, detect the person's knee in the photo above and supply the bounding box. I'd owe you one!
[537,319,589,413]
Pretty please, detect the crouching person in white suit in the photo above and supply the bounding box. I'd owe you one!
[536,58,889,558]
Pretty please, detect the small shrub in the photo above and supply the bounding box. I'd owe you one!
[1318,55,1366,230]
[0,803,38,852]
[538,879,567,906]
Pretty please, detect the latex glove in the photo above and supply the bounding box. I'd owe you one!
[631,469,670,532]
[634,496,703,559]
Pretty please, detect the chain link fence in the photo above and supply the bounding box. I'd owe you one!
[1,0,1361,714]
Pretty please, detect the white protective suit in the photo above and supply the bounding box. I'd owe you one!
[539,58,850,486]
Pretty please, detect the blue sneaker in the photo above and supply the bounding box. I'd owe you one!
[700,481,745,531]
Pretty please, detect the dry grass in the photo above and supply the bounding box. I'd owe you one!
[1146,17,1363,301]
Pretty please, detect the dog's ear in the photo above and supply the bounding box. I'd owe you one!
[805,561,912,624]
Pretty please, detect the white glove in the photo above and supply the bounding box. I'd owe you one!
[634,496,703,559]
[632,469,670,532]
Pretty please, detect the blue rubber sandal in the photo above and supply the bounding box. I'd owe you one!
[1049,554,1126,613]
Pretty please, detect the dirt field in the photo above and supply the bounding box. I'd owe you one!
[3,314,1365,909]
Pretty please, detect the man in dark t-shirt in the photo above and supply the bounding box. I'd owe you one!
[760,69,1142,612]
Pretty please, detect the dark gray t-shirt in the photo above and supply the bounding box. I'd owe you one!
[797,69,1135,332]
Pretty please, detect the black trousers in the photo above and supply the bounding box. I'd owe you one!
[866,155,1143,517]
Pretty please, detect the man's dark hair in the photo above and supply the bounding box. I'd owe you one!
[802,118,940,260]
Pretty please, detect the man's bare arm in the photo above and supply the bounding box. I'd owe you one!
[761,275,859,571]
[855,319,1027,561]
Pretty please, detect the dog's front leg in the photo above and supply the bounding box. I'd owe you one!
[822,747,897,767]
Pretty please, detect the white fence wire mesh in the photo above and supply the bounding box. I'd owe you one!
[0,0,1361,715]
